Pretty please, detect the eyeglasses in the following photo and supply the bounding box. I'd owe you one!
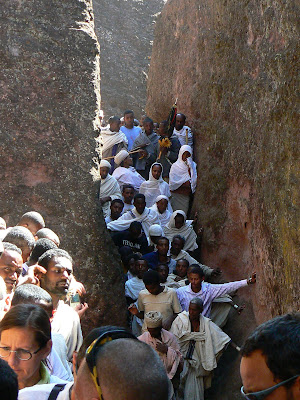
[0,346,42,361]
[241,375,300,400]
[85,328,137,400]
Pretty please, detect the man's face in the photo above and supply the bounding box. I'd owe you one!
[124,113,134,129]
[145,283,161,296]
[129,226,141,240]
[240,350,298,400]
[40,256,72,296]
[134,198,146,215]
[189,273,204,293]
[100,167,109,180]
[143,122,153,136]
[136,260,148,279]
[0,250,23,294]
[123,156,133,168]
[175,114,185,131]
[174,214,184,229]
[157,239,169,256]
[170,238,183,256]
[188,303,202,321]
[110,120,120,132]
[147,326,162,339]
[122,188,134,204]
[157,265,168,283]
[152,165,162,180]
[156,199,168,214]
[158,122,167,137]
[176,260,188,278]
[110,202,123,220]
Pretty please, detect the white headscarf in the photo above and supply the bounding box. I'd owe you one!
[100,159,112,169]
[139,163,171,207]
[99,173,122,218]
[100,126,128,154]
[114,149,130,166]
[163,210,198,251]
[169,145,197,193]
[150,195,172,228]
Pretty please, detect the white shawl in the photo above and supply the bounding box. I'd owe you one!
[169,145,197,193]
[107,207,161,238]
[112,166,145,192]
[150,195,172,228]
[100,126,128,154]
[125,276,145,300]
[139,163,171,208]
[99,174,122,218]
[164,210,198,251]
[173,125,193,148]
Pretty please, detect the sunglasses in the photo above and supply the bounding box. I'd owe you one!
[85,328,137,400]
[241,375,299,400]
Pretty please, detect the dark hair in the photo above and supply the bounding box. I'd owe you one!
[0,304,51,348]
[176,113,186,121]
[157,237,169,245]
[176,258,189,267]
[108,116,120,124]
[0,358,18,400]
[122,184,134,192]
[134,193,146,202]
[29,238,57,264]
[241,313,300,381]
[124,253,139,268]
[172,234,186,247]
[143,270,160,285]
[189,265,205,278]
[38,248,73,270]
[129,221,142,231]
[11,284,53,308]
[18,211,45,228]
[157,264,169,273]
[3,227,35,252]
[124,110,134,117]
[2,242,22,256]
[111,198,124,207]
[143,117,153,125]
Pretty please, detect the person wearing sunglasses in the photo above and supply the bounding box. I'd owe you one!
[240,313,300,400]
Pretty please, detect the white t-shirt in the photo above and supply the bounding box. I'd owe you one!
[19,382,73,400]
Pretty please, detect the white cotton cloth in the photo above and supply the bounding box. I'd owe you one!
[112,166,145,192]
[169,145,197,193]
[125,276,145,300]
[139,163,172,208]
[100,126,128,154]
[150,195,172,228]
[164,210,198,251]
[100,159,112,169]
[149,224,164,237]
[107,207,160,239]
[114,149,130,166]
[122,202,134,214]
[99,174,122,218]
[173,125,193,148]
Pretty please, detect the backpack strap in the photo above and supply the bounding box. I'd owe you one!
[48,384,67,400]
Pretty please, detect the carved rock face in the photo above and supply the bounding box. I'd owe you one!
[0,0,127,332]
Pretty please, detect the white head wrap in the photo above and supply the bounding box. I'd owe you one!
[100,159,111,170]
[156,195,169,204]
[145,311,163,328]
[169,145,197,193]
[139,163,171,208]
[148,224,163,237]
[163,210,198,252]
[114,150,129,166]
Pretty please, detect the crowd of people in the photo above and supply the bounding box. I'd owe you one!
[0,110,298,400]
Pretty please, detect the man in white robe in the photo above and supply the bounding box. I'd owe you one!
[98,160,122,218]
[173,113,193,149]
[112,149,145,192]
[107,193,160,239]
[171,298,231,400]
[150,195,172,228]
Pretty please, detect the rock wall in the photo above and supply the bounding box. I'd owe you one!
[93,0,166,119]
[0,0,127,332]
[146,1,299,396]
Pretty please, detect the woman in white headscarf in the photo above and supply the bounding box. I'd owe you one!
[169,145,197,215]
[150,195,172,228]
[139,163,171,208]
[163,210,198,252]
[99,159,122,218]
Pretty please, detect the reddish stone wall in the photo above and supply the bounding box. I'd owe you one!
[0,0,127,332]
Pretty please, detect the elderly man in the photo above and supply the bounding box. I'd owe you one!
[171,298,231,400]
[38,248,83,361]
[19,326,170,400]
[138,311,182,380]
[112,150,145,191]
[98,159,122,218]
[240,313,300,400]
[107,194,160,239]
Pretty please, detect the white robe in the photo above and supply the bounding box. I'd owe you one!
[164,210,198,251]
[99,126,128,154]
[171,312,230,400]
[173,125,193,148]
[99,174,122,218]
[169,145,197,194]
[139,163,171,208]
[112,166,145,192]
[107,207,161,239]
[151,201,172,228]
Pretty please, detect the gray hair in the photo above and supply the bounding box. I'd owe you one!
[190,298,204,309]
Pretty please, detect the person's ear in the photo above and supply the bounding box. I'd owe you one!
[42,339,52,358]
